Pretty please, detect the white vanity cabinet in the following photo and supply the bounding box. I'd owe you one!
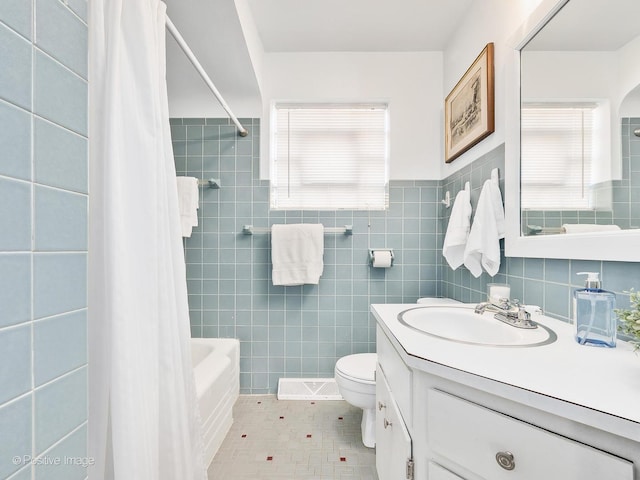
[373,307,640,480]
[375,364,413,480]
[426,389,633,480]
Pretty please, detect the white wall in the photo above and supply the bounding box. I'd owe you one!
[165,0,262,118]
[259,52,443,180]
[441,0,545,177]
[619,36,640,117]
[255,0,552,181]
[521,51,617,100]
[173,0,552,179]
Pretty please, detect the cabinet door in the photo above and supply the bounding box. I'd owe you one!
[377,326,412,426]
[376,365,412,480]
[427,389,633,480]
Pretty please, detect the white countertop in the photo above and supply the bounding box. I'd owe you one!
[372,302,640,441]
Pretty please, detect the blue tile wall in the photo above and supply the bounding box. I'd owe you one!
[173,118,640,395]
[0,254,31,328]
[34,118,88,193]
[34,50,87,135]
[35,426,87,480]
[617,117,640,228]
[0,325,31,404]
[34,368,87,454]
[0,396,31,479]
[440,145,640,322]
[171,118,441,394]
[0,177,31,250]
[35,0,87,78]
[0,22,32,110]
[0,101,31,180]
[34,311,87,386]
[0,2,88,479]
[0,0,31,39]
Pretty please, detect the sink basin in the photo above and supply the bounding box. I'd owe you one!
[398,305,557,347]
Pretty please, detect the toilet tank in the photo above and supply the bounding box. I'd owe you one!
[416,297,461,305]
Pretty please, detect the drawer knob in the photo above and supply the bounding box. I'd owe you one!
[495,451,515,471]
[383,418,393,429]
[378,401,386,411]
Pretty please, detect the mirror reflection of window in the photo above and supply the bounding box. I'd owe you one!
[521,103,595,211]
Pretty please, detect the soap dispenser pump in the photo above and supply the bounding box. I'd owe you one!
[574,272,617,347]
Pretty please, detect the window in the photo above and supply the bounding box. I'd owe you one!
[520,103,596,210]
[270,103,389,210]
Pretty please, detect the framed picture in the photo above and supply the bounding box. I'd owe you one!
[444,43,495,163]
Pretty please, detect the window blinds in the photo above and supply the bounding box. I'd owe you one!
[521,104,595,210]
[271,104,389,210]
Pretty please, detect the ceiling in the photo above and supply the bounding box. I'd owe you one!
[245,0,474,52]
[164,0,474,116]
[525,0,640,51]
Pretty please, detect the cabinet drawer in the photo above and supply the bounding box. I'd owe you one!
[377,326,412,426]
[427,389,633,480]
[428,462,465,480]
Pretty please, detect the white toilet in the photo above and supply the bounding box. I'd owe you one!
[334,299,456,448]
[334,352,377,448]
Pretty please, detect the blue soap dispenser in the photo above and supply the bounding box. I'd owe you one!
[574,272,617,347]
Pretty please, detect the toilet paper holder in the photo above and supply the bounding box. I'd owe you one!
[369,249,394,267]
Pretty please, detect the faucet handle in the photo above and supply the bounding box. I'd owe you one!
[517,304,530,322]
[494,297,511,309]
[523,305,543,315]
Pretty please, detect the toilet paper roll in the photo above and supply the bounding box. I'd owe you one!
[372,251,392,268]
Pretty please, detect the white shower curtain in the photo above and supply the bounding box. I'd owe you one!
[88,1,207,479]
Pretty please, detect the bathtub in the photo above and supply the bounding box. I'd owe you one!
[191,338,240,466]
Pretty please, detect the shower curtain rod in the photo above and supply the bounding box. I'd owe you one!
[165,15,249,137]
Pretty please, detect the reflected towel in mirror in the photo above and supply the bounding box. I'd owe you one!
[562,224,621,234]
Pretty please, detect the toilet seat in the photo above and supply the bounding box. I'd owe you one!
[335,353,376,385]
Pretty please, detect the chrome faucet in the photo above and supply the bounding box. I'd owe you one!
[475,298,540,329]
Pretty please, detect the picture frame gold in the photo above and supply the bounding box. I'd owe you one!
[444,42,495,163]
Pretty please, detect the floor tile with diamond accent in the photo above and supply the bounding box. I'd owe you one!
[208,395,379,480]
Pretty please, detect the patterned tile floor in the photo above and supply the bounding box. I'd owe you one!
[208,395,379,480]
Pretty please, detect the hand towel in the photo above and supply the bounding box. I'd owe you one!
[463,169,505,277]
[562,223,621,234]
[443,188,472,269]
[176,176,199,237]
[272,224,324,286]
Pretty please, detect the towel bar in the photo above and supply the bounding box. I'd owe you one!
[198,178,220,189]
[242,225,353,235]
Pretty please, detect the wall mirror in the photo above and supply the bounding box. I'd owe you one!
[505,0,640,261]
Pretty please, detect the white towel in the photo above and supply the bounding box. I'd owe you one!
[443,188,472,269]
[562,223,621,234]
[271,224,324,286]
[176,177,199,237]
[463,169,505,277]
